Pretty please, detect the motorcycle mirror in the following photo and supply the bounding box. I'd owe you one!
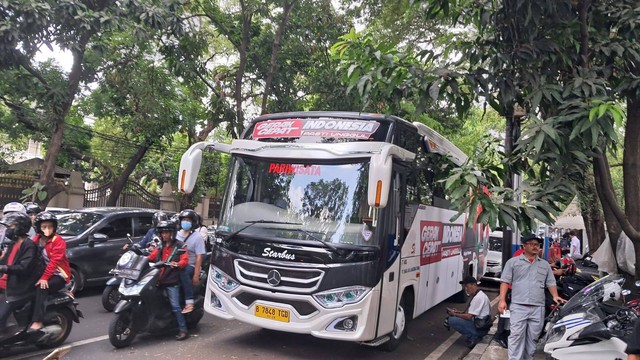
[622,289,631,297]
[636,280,640,288]
[126,233,133,243]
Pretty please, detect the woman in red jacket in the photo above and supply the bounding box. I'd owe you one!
[30,211,71,331]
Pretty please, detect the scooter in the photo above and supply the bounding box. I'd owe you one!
[0,290,83,350]
[107,245,205,348]
[102,235,159,312]
[543,274,637,360]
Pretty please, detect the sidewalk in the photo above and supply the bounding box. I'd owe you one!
[462,320,546,360]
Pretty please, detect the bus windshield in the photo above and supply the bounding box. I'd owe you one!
[217,156,378,247]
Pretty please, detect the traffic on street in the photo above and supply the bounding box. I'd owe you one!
[2,285,499,360]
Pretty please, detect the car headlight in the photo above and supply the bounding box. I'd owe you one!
[313,286,371,309]
[119,272,154,296]
[210,266,240,292]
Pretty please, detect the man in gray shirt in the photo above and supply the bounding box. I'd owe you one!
[498,234,564,360]
[176,209,206,314]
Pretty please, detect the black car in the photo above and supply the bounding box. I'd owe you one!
[55,207,162,293]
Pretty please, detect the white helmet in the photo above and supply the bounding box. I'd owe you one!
[3,202,27,215]
[602,281,623,302]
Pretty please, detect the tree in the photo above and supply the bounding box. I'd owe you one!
[0,0,187,205]
[333,0,640,279]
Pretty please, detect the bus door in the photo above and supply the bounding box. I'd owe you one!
[376,170,406,336]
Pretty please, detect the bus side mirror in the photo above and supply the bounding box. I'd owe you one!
[368,152,392,208]
[178,142,231,194]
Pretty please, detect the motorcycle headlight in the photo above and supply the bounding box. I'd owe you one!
[117,251,133,267]
[545,324,566,344]
[210,266,240,292]
[313,286,371,309]
[119,272,154,296]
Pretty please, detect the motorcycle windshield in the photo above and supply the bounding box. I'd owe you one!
[560,274,625,317]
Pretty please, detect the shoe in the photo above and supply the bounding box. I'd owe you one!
[175,331,189,341]
[464,339,478,348]
[181,304,194,314]
[494,338,508,349]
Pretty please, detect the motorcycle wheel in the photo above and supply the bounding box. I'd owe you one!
[101,285,122,312]
[35,308,74,349]
[109,311,137,348]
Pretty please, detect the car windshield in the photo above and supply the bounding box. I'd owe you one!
[217,156,378,247]
[56,212,105,236]
[489,236,503,251]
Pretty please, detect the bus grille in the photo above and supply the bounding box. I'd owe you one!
[234,259,324,294]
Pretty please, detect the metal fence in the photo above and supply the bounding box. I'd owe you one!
[0,174,66,208]
[84,180,159,209]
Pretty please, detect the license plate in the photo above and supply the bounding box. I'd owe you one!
[254,304,290,322]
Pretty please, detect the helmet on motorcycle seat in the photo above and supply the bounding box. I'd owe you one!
[23,202,43,215]
[0,212,32,240]
[178,209,199,227]
[152,211,169,227]
[3,202,26,215]
[34,211,58,234]
[602,281,623,302]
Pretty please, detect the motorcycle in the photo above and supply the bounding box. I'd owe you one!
[102,235,159,312]
[107,245,205,348]
[0,290,83,350]
[543,274,637,360]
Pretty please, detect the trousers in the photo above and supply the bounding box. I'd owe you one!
[507,303,544,360]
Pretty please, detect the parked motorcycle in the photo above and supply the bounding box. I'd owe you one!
[102,235,159,312]
[107,245,205,348]
[543,274,637,360]
[0,290,83,350]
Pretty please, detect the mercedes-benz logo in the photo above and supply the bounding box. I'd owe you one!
[266,270,281,286]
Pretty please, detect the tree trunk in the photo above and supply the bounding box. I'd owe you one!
[577,167,606,252]
[625,96,640,281]
[106,144,150,206]
[593,155,622,250]
[260,0,297,114]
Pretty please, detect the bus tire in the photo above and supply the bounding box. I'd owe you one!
[380,295,410,352]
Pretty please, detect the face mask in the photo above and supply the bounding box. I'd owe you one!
[180,221,192,231]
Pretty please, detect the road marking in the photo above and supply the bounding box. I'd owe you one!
[423,296,500,360]
[6,335,109,360]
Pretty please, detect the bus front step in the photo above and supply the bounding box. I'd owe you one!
[360,335,390,347]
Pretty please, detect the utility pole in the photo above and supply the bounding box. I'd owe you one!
[501,106,524,267]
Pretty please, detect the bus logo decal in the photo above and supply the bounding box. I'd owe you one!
[267,270,282,286]
[420,221,443,265]
[262,247,296,261]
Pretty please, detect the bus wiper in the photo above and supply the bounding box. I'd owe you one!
[295,228,340,252]
[222,220,302,242]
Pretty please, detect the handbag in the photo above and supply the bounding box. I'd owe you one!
[473,314,493,330]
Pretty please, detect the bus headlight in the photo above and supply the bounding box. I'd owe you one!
[313,286,371,309]
[210,266,240,292]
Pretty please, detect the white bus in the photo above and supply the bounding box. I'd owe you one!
[178,112,488,350]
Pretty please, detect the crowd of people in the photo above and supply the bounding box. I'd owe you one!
[0,202,209,342]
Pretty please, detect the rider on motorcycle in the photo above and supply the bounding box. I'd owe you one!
[0,212,42,329]
[23,202,43,237]
[30,211,71,331]
[122,211,169,250]
[147,220,189,341]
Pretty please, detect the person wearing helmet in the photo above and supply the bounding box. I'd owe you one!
[30,211,71,331]
[24,202,43,237]
[0,212,42,329]
[1,202,36,243]
[122,211,169,250]
[147,219,189,340]
[175,209,206,314]
[498,234,566,360]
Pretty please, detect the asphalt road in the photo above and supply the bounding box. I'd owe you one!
[2,283,501,360]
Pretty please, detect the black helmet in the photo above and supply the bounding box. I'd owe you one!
[0,212,32,240]
[178,209,199,227]
[152,211,169,227]
[24,202,43,215]
[156,220,176,234]
[34,211,58,234]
